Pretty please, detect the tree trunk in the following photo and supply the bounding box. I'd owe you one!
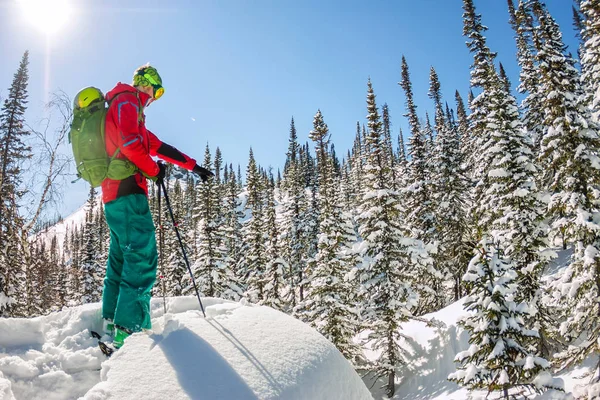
[387,370,395,398]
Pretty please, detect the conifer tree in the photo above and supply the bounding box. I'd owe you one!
[163,179,188,297]
[330,143,341,176]
[240,148,266,302]
[221,164,244,300]
[400,57,435,242]
[279,120,308,306]
[573,2,585,47]
[261,171,287,310]
[462,0,497,190]
[81,186,102,304]
[29,240,55,315]
[25,241,43,316]
[449,239,554,398]
[530,0,600,374]
[357,80,432,397]
[214,147,223,184]
[455,91,470,157]
[429,67,471,302]
[381,103,397,188]
[296,109,362,361]
[0,51,31,317]
[348,122,365,209]
[55,260,68,311]
[462,0,504,240]
[480,59,553,358]
[193,145,231,298]
[580,0,600,120]
[66,226,82,306]
[397,127,406,165]
[508,0,545,152]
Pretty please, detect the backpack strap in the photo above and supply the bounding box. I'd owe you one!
[106,91,144,159]
[105,91,145,179]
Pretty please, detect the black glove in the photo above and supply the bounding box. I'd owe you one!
[193,164,214,183]
[154,162,167,186]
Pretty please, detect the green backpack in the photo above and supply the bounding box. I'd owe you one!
[69,87,139,187]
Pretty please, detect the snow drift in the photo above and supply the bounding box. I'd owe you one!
[0,297,372,400]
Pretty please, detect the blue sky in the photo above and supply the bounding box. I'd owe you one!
[0,0,580,218]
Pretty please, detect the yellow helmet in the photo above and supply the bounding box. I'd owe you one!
[74,87,104,110]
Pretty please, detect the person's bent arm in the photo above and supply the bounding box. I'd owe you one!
[148,130,197,170]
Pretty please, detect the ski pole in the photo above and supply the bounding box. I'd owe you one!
[157,184,167,315]
[159,180,206,317]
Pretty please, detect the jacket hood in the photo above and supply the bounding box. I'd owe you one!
[105,82,151,105]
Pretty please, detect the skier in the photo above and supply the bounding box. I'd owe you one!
[100,64,213,349]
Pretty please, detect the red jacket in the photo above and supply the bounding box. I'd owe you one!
[101,83,197,203]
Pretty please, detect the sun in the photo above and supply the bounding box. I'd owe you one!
[18,0,72,36]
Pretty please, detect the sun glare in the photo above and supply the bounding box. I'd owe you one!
[18,0,72,36]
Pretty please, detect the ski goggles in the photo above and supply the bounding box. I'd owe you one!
[144,73,164,100]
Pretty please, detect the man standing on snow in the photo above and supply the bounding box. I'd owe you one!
[101,64,213,348]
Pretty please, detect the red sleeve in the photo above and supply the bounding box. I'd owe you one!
[148,130,197,170]
[112,95,159,177]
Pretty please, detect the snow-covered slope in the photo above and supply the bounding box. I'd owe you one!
[363,248,588,400]
[0,298,372,400]
[33,196,101,251]
[363,299,471,400]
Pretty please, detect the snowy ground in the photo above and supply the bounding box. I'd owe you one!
[364,250,589,400]
[0,297,371,400]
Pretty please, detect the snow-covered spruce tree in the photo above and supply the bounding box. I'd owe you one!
[25,241,45,316]
[399,59,440,315]
[261,171,287,311]
[357,80,431,398]
[530,1,600,376]
[31,240,56,315]
[55,262,69,311]
[66,225,82,306]
[299,142,320,298]
[508,0,545,153]
[0,51,31,317]
[463,0,513,242]
[181,171,199,261]
[449,239,556,398]
[399,56,435,243]
[278,119,308,307]
[397,127,407,167]
[348,121,365,210]
[163,179,188,297]
[294,109,362,362]
[80,186,103,304]
[220,164,244,300]
[381,103,397,189]
[423,113,435,157]
[497,63,511,95]
[462,0,498,218]
[429,67,471,302]
[50,235,68,310]
[455,91,473,182]
[339,158,354,211]
[239,148,267,302]
[192,145,231,298]
[394,127,409,199]
[94,206,109,270]
[476,63,554,360]
[580,0,600,121]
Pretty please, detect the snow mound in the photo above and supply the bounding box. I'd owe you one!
[0,297,371,400]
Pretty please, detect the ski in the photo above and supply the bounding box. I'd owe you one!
[91,330,115,357]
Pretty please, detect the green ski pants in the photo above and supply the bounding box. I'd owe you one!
[102,194,157,332]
